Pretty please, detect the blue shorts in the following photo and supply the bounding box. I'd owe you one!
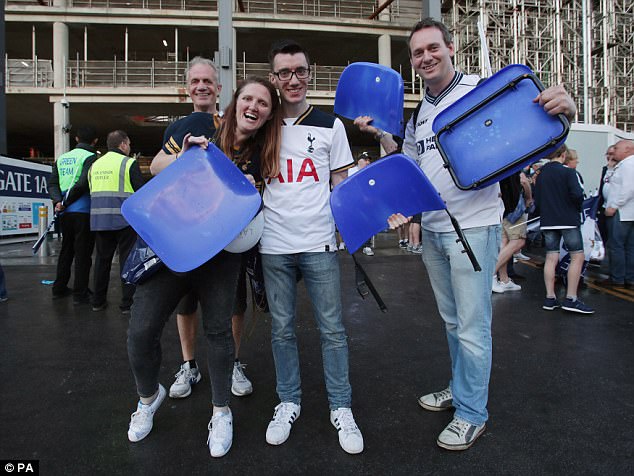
[543,228,584,254]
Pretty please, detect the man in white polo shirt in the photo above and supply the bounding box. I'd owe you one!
[356,17,576,450]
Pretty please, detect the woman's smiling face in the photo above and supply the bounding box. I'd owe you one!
[235,82,273,138]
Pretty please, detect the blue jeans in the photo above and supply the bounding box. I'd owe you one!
[261,252,351,410]
[607,212,634,284]
[421,225,501,426]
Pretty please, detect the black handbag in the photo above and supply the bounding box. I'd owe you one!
[121,236,165,285]
[245,248,268,313]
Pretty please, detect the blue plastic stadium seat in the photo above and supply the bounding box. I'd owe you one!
[330,154,445,254]
[334,62,405,138]
[432,64,569,190]
[122,143,261,272]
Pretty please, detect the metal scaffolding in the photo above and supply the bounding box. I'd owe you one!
[444,0,633,131]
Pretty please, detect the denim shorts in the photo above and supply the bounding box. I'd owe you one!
[542,228,583,254]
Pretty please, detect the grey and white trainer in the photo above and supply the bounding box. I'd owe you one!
[418,387,454,411]
[437,417,486,451]
[231,361,253,396]
[169,361,201,399]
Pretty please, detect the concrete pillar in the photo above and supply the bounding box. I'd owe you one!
[422,0,442,20]
[378,10,392,155]
[378,8,391,67]
[53,22,68,88]
[53,18,69,159]
[218,0,234,111]
[378,34,391,67]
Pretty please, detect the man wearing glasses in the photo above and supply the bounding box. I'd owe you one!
[260,40,363,454]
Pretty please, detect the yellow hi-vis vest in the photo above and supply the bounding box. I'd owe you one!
[88,151,135,231]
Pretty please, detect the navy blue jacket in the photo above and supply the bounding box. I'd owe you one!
[534,161,584,227]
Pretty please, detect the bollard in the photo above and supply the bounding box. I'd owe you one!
[37,206,51,257]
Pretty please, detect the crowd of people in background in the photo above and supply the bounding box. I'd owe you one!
[18,14,630,461]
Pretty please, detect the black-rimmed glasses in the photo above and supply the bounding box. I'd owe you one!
[272,67,310,81]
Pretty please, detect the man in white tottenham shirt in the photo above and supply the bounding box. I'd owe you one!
[260,39,363,455]
[355,18,577,450]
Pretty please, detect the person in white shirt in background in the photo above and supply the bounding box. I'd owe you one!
[603,139,634,288]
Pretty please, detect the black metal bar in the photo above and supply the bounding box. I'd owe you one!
[0,7,6,155]
[445,209,482,272]
[351,254,388,312]
[32,217,57,254]
[436,74,536,135]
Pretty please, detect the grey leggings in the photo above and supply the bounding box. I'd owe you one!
[127,251,241,406]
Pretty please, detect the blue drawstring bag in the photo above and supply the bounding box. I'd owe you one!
[121,236,164,285]
[506,194,526,224]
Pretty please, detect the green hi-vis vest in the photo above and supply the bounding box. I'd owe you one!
[56,147,94,192]
[88,151,135,231]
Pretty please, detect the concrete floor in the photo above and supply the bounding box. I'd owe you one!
[0,233,632,475]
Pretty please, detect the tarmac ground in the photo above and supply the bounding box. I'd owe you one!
[0,232,632,475]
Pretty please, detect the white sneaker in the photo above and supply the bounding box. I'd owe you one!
[207,409,233,457]
[362,247,374,256]
[492,278,505,293]
[418,387,454,411]
[330,408,364,454]
[265,402,301,445]
[493,279,521,293]
[231,361,253,396]
[128,384,166,442]
[169,361,202,398]
[437,417,486,451]
[514,251,530,261]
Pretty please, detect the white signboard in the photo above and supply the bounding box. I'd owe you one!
[0,156,53,237]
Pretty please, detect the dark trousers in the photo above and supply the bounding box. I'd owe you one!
[128,251,241,404]
[607,213,634,284]
[53,212,94,298]
[92,226,137,309]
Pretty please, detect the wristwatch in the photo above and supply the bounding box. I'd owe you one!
[374,129,386,141]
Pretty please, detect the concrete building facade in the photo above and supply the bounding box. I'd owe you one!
[4,0,425,159]
[3,0,633,160]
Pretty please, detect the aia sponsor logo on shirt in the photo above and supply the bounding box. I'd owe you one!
[267,158,320,184]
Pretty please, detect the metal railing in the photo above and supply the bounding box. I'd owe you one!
[67,59,187,88]
[5,0,421,22]
[5,58,54,88]
[6,58,422,95]
[237,0,375,18]
[70,0,214,10]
